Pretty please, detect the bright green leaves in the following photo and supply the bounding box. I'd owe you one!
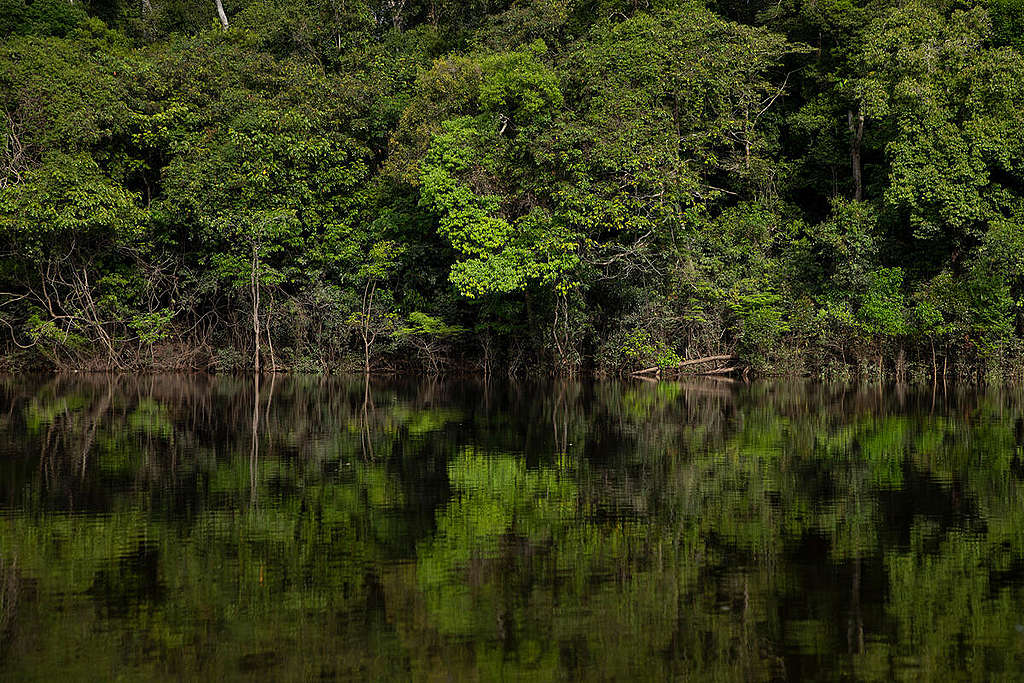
[477,43,563,130]
[419,118,514,258]
[857,267,908,338]
[0,153,145,260]
[619,328,681,368]
[389,44,563,183]
[411,48,578,301]
[395,311,464,338]
[795,199,910,349]
[419,118,579,298]
[207,209,299,290]
[359,240,404,282]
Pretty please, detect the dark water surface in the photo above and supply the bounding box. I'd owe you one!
[2,376,1024,680]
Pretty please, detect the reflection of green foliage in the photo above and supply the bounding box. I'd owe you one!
[4,378,1024,679]
[417,451,579,628]
[127,398,174,438]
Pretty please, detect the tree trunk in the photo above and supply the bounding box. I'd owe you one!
[931,339,937,384]
[361,280,376,374]
[266,293,276,372]
[848,108,864,201]
[215,0,229,30]
[251,244,260,374]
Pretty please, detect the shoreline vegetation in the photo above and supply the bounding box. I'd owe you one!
[3,0,1024,381]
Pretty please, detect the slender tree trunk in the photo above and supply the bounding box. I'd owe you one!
[361,280,376,374]
[251,244,260,374]
[848,108,865,201]
[931,338,937,384]
[744,106,751,169]
[215,0,229,30]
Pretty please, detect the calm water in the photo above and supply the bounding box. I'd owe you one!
[2,376,1024,680]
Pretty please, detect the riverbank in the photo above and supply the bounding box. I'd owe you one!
[4,340,1024,384]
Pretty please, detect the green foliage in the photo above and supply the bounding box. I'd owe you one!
[419,116,580,298]
[0,0,87,37]
[619,328,681,368]
[3,0,1024,375]
[394,311,465,338]
[0,153,145,259]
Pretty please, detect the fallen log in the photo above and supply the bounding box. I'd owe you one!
[678,354,737,368]
[631,355,743,379]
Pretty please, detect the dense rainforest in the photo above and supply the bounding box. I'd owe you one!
[2,0,1024,379]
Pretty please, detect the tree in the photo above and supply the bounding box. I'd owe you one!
[348,240,403,374]
[215,0,229,29]
[393,311,465,373]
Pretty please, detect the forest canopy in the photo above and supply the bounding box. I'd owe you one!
[2,0,1024,379]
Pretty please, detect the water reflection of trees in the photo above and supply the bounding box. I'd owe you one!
[1,377,1024,678]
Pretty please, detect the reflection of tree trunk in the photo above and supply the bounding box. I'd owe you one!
[264,371,276,426]
[250,372,259,508]
[215,0,229,29]
[80,381,114,478]
[742,575,750,674]
[848,109,864,201]
[552,382,570,454]
[360,375,375,461]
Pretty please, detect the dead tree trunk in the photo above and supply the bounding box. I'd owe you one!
[215,0,229,30]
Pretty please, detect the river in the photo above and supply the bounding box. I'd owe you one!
[1,376,1023,679]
